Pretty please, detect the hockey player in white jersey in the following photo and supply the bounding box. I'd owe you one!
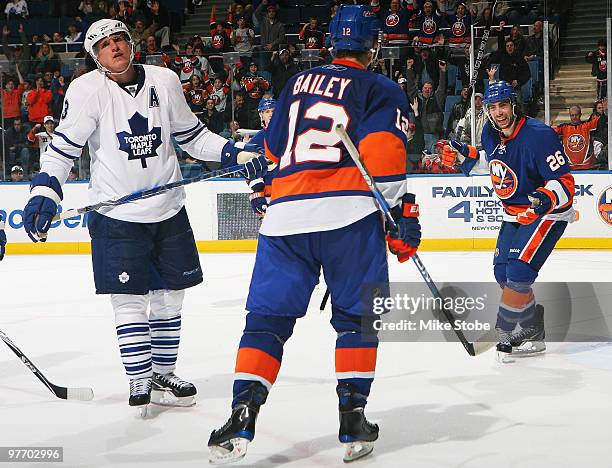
[22,19,267,415]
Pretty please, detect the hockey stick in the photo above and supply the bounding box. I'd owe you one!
[319,288,331,311]
[335,124,495,357]
[468,0,498,91]
[0,330,94,401]
[52,163,247,222]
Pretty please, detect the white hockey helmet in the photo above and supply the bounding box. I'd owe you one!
[84,19,135,75]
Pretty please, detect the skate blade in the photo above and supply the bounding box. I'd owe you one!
[343,441,374,463]
[512,341,546,357]
[209,438,250,465]
[151,389,196,407]
[137,405,149,418]
[496,350,515,364]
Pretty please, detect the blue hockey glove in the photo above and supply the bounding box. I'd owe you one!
[249,182,268,218]
[516,188,555,225]
[386,193,421,263]
[0,217,6,261]
[23,173,63,243]
[221,140,268,180]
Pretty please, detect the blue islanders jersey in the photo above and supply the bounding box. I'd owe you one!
[464,117,575,222]
[246,128,276,198]
[260,59,411,236]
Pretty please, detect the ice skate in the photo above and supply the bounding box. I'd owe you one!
[495,327,514,363]
[337,384,379,463]
[151,372,197,407]
[129,377,152,418]
[510,305,546,357]
[208,382,268,465]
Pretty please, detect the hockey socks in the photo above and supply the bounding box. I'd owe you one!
[149,289,184,374]
[232,312,296,407]
[112,294,153,380]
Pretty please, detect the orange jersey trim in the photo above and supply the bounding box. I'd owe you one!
[265,140,279,164]
[359,131,407,177]
[235,347,281,385]
[270,166,369,202]
[501,117,526,143]
[335,348,377,373]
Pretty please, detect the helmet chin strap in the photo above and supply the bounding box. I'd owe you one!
[93,40,136,76]
[484,100,518,133]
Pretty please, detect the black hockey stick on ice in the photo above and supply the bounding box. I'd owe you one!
[0,330,94,400]
[335,124,495,357]
[51,163,247,222]
[319,289,331,311]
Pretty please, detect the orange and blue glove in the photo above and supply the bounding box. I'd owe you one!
[386,193,421,263]
[516,188,556,225]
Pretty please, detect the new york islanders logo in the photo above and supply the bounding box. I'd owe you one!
[489,160,518,199]
[422,18,437,34]
[386,13,400,27]
[451,20,466,37]
[567,133,586,152]
[597,186,612,227]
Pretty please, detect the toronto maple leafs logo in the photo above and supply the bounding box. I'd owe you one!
[117,112,162,168]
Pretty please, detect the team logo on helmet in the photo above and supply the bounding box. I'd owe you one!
[422,18,437,34]
[597,185,612,227]
[489,159,518,199]
[386,13,399,27]
[452,20,466,36]
[567,133,586,153]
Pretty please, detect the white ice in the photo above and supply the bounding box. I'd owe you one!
[1,251,612,468]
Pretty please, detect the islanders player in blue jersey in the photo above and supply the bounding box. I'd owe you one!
[246,97,276,218]
[443,81,575,359]
[208,5,421,464]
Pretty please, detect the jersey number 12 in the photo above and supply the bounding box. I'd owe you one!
[279,100,350,170]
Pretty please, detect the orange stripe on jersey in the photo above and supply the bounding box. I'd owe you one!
[270,166,369,201]
[501,287,534,309]
[359,132,407,177]
[265,140,279,164]
[335,348,377,373]
[235,347,281,385]
[519,220,553,263]
[557,173,575,209]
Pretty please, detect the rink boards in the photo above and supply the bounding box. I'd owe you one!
[1,172,612,254]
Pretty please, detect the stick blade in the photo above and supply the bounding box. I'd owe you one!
[66,387,94,401]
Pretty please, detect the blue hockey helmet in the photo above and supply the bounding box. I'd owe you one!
[483,81,517,106]
[329,5,381,52]
[257,97,276,113]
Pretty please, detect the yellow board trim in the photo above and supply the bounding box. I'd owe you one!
[5,238,612,255]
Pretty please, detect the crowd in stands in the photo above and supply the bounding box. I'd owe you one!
[0,0,608,182]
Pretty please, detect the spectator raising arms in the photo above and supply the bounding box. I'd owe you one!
[586,39,608,100]
[26,76,53,124]
[253,2,286,54]
[406,57,447,153]
[266,49,299,99]
[553,105,601,171]
[298,16,324,49]
[1,65,25,128]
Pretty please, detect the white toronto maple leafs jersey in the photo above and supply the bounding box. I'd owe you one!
[40,64,229,223]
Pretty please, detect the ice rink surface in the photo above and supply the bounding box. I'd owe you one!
[1,250,612,468]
